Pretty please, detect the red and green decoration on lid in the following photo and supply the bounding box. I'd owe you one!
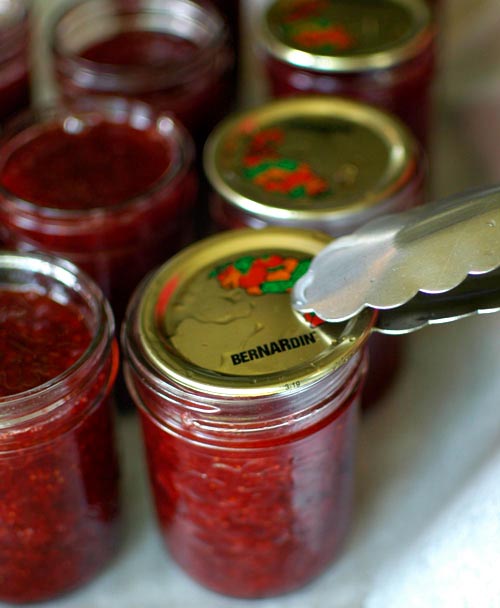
[210,254,325,326]
[242,127,330,199]
[277,0,356,53]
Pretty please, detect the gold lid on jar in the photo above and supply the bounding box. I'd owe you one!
[136,228,375,397]
[260,0,434,72]
[205,96,420,224]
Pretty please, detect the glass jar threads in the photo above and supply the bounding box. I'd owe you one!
[123,227,375,598]
[52,0,234,142]
[258,0,436,147]
[0,99,197,322]
[0,251,120,603]
[0,0,30,125]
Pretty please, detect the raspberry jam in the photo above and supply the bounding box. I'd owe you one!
[258,0,436,147]
[123,228,375,598]
[0,291,91,396]
[52,0,233,143]
[1,120,171,210]
[0,252,120,603]
[0,100,197,322]
[0,0,30,125]
[205,97,425,406]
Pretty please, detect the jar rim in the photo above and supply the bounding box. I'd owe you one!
[0,251,115,426]
[51,0,229,89]
[259,0,435,73]
[0,98,194,220]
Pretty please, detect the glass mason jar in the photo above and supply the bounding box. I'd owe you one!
[0,251,120,604]
[123,228,375,598]
[52,0,234,144]
[258,0,436,148]
[0,0,30,125]
[205,96,425,405]
[0,99,197,323]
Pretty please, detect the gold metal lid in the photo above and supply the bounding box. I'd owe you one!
[260,0,434,72]
[137,228,375,397]
[204,96,419,224]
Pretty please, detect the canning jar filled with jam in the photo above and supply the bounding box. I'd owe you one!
[205,96,425,405]
[0,0,30,125]
[258,0,436,147]
[0,251,120,604]
[0,99,197,323]
[123,228,375,598]
[52,0,234,144]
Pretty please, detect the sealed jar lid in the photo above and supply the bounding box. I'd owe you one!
[134,228,375,397]
[204,96,420,226]
[260,0,434,72]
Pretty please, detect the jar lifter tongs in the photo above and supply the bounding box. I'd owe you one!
[293,184,500,334]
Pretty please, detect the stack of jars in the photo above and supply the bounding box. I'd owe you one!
[0,0,439,603]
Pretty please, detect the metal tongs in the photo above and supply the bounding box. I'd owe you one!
[293,184,500,334]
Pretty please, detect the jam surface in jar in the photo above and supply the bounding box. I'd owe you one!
[259,0,435,147]
[0,253,120,604]
[80,31,199,67]
[0,102,197,321]
[123,228,375,597]
[0,290,91,396]
[53,0,234,142]
[1,121,171,209]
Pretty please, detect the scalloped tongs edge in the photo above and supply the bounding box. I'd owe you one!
[292,184,500,334]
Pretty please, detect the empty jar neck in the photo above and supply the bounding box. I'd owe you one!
[52,0,230,91]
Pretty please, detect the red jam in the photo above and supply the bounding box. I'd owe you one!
[0,291,91,396]
[140,381,358,597]
[53,0,234,143]
[1,122,171,209]
[80,31,199,69]
[0,103,197,322]
[0,0,30,125]
[259,0,436,148]
[0,252,120,604]
[123,228,375,597]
